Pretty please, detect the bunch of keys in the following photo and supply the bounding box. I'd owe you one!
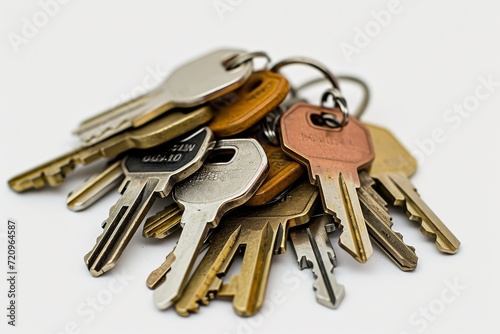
[7,48,460,318]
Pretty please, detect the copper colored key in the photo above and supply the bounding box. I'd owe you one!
[209,70,289,137]
[280,103,374,263]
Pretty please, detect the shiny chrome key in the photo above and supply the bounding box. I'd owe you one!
[280,103,374,263]
[153,138,268,310]
[289,214,345,309]
[366,123,460,254]
[74,49,252,146]
[84,127,214,276]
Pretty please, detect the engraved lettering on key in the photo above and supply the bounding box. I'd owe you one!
[84,127,214,276]
[280,103,374,263]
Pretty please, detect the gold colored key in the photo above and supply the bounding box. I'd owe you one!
[8,107,213,192]
[246,134,306,206]
[142,202,182,239]
[173,181,318,317]
[358,171,418,271]
[366,123,460,254]
[209,70,289,137]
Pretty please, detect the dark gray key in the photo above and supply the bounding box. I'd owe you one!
[84,127,214,277]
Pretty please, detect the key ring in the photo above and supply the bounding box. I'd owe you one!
[223,51,271,70]
[294,75,370,119]
[270,57,349,129]
[259,75,370,145]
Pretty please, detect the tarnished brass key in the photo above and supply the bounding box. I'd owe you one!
[280,103,374,263]
[9,107,213,192]
[174,181,318,317]
[74,49,252,146]
[209,70,289,137]
[153,138,268,310]
[366,123,460,254]
[358,171,418,271]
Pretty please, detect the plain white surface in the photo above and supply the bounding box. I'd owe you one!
[1,1,499,333]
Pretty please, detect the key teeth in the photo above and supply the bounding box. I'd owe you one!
[79,119,130,145]
[403,200,459,254]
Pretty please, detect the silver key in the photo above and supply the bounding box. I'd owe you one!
[67,159,124,211]
[74,49,253,146]
[84,127,214,276]
[153,138,268,310]
[289,214,345,309]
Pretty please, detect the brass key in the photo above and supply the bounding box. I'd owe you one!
[173,181,318,317]
[8,106,213,192]
[142,202,182,239]
[366,123,460,254]
[358,171,418,271]
[280,103,374,263]
[209,70,290,137]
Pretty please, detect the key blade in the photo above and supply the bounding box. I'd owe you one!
[142,203,182,239]
[84,178,159,276]
[147,251,176,290]
[318,171,373,263]
[379,173,460,254]
[67,159,124,211]
[175,223,241,316]
[358,171,417,271]
[290,215,345,309]
[154,212,212,310]
[8,107,213,192]
[8,148,84,192]
[75,89,175,146]
[75,49,253,145]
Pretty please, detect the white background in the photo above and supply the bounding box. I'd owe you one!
[1,1,499,333]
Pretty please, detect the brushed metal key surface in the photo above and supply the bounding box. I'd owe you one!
[75,49,252,145]
[84,127,214,276]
